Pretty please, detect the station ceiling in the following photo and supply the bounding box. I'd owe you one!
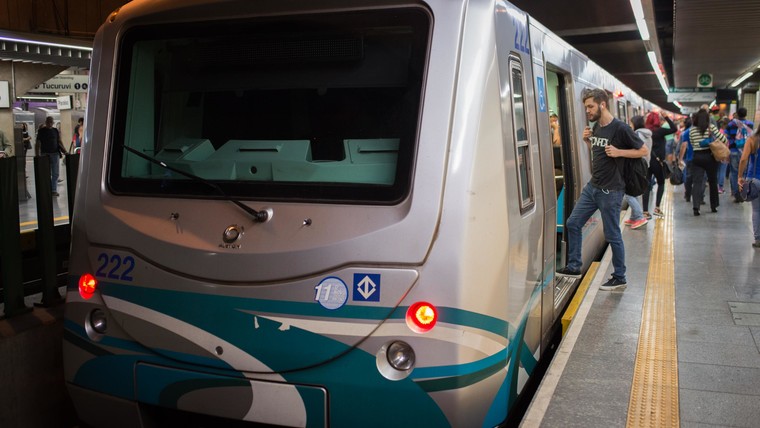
[3,0,758,114]
[512,0,760,113]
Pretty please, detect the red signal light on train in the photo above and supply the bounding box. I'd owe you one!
[79,274,98,300]
[614,90,624,98]
[406,301,438,333]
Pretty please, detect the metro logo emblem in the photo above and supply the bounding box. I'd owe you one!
[353,273,381,302]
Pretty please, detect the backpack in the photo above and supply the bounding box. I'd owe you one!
[734,120,751,148]
[622,157,649,197]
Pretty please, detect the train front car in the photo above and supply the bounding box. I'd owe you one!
[64,1,549,427]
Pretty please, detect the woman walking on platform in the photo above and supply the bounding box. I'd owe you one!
[642,110,676,218]
[689,109,726,215]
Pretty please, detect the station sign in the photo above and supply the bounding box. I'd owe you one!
[28,75,89,94]
[56,95,72,110]
[0,81,9,108]
[697,73,713,88]
[667,90,716,103]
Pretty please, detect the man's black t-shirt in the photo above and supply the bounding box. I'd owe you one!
[37,127,61,154]
[589,118,644,191]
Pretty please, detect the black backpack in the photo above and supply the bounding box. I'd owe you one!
[622,157,649,197]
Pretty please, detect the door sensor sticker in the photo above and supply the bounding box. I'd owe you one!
[314,277,348,310]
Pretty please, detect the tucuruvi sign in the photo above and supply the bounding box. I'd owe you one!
[28,75,89,94]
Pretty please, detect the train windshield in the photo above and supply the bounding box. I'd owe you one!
[108,8,430,203]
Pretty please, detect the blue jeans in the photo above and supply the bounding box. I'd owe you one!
[730,148,743,197]
[45,153,60,193]
[625,194,643,220]
[752,197,760,242]
[566,183,626,281]
[718,161,728,189]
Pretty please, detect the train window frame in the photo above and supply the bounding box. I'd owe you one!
[616,98,627,123]
[508,57,535,213]
[105,8,432,205]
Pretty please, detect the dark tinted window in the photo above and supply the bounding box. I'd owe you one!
[109,9,430,203]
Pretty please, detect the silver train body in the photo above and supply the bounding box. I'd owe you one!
[63,1,652,427]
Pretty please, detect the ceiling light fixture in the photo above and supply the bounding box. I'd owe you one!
[730,72,754,88]
[647,51,669,94]
[0,35,92,51]
[629,0,650,40]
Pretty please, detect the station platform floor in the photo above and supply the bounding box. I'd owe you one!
[16,155,71,233]
[522,185,760,428]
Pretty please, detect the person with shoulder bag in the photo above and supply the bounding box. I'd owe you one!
[688,109,727,215]
[728,107,755,202]
[738,132,760,247]
[622,115,652,228]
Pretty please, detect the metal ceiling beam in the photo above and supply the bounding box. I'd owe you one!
[0,30,92,68]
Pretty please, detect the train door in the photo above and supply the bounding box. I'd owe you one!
[546,70,573,269]
[545,69,578,314]
[495,4,545,397]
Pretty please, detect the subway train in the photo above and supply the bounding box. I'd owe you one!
[63,1,655,427]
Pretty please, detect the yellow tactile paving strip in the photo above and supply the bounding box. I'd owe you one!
[626,187,679,428]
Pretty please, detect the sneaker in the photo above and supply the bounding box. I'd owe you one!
[630,218,648,229]
[624,219,634,226]
[556,266,582,278]
[600,276,627,291]
[718,188,724,194]
[643,211,652,220]
[653,207,664,217]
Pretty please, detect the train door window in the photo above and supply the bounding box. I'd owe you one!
[617,99,627,123]
[509,58,534,212]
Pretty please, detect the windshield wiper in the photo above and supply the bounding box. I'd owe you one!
[121,145,269,223]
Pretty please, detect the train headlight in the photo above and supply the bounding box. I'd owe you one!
[79,273,98,300]
[376,340,416,380]
[406,301,437,333]
[85,309,108,341]
[387,341,415,371]
[89,309,108,334]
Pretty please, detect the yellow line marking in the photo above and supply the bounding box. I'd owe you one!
[19,216,69,227]
[626,186,679,428]
[561,262,599,336]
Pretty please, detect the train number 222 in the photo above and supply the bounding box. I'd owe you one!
[95,253,135,281]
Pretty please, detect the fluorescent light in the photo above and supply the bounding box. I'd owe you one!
[630,0,649,40]
[635,19,650,40]
[0,35,92,51]
[730,72,753,88]
[647,51,669,94]
[647,51,658,71]
[630,0,645,19]
[17,95,58,100]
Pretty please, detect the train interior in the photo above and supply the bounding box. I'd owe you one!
[545,70,572,269]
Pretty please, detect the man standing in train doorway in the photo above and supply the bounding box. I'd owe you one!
[556,88,649,291]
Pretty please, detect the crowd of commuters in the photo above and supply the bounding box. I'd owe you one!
[558,90,760,292]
